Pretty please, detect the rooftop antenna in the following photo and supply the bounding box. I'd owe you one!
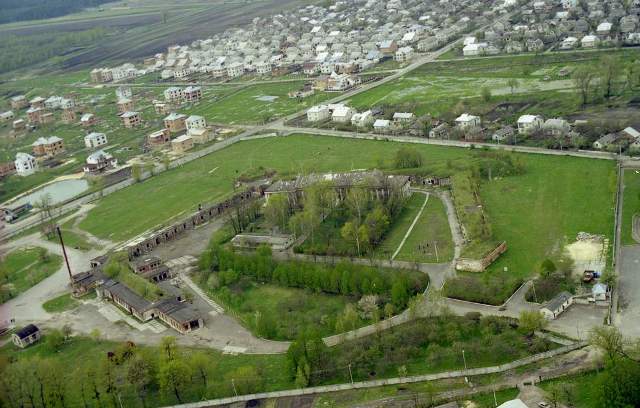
[56,226,73,281]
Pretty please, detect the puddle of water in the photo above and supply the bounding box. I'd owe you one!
[11,179,89,207]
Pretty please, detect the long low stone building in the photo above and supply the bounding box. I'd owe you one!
[118,186,266,259]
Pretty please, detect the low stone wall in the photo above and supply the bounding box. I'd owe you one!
[124,187,264,259]
[455,241,507,272]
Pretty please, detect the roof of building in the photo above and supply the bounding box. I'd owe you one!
[87,150,114,164]
[517,114,541,124]
[374,119,390,127]
[120,111,140,118]
[456,113,480,122]
[32,136,62,146]
[154,299,201,323]
[592,283,608,294]
[543,291,572,312]
[103,280,153,312]
[622,127,640,139]
[14,324,39,339]
[172,134,192,143]
[393,112,414,119]
[164,112,186,121]
[497,399,528,408]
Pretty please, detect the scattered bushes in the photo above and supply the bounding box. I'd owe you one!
[444,275,524,305]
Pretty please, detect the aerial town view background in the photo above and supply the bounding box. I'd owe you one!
[1,0,640,406]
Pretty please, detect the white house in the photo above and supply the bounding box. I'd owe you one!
[84,132,108,148]
[227,62,244,78]
[581,35,600,48]
[0,111,14,122]
[164,87,183,102]
[516,114,543,134]
[393,112,414,123]
[560,36,578,49]
[331,105,354,123]
[373,119,391,132]
[256,61,272,75]
[351,110,374,127]
[306,105,330,122]
[185,115,206,130]
[455,113,481,129]
[116,86,133,100]
[463,43,487,56]
[14,153,38,176]
[395,46,414,62]
[596,22,612,36]
[543,118,571,136]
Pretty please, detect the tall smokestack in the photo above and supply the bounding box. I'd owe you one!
[56,226,73,281]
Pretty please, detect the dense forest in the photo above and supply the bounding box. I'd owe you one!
[0,0,116,24]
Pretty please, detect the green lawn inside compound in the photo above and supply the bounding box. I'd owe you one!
[375,192,427,259]
[79,135,616,304]
[621,169,640,246]
[207,283,367,341]
[188,81,335,125]
[1,247,62,302]
[42,293,79,313]
[395,195,454,264]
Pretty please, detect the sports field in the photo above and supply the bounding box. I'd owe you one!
[78,134,616,303]
[621,169,640,246]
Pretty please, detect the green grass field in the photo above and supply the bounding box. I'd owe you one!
[209,283,367,341]
[539,371,598,408]
[347,49,640,120]
[621,169,640,246]
[0,247,62,302]
[188,81,334,125]
[395,195,454,263]
[375,193,426,259]
[78,135,616,303]
[42,293,79,313]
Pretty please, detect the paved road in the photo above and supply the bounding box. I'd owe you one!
[615,245,640,338]
[0,233,103,324]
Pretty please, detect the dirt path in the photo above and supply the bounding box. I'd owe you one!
[391,192,429,260]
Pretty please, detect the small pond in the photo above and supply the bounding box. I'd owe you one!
[11,179,89,207]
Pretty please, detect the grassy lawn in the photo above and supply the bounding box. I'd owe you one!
[0,247,62,302]
[47,227,95,251]
[375,192,426,259]
[347,49,640,120]
[539,371,599,408]
[208,283,367,341]
[188,81,334,125]
[395,195,454,263]
[78,135,616,303]
[621,169,640,246]
[42,293,79,313]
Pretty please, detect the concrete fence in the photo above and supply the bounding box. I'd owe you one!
[168,341,587,408]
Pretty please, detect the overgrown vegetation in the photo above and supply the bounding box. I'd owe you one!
[525,256,576,303]
[197,245,428,340]
[287,314,556,387]
[0,247,62,303]
[102,253,165,301]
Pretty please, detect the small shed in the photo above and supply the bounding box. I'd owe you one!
[592,283,608,301]
[12,324,41,348]
[540,291,573,320]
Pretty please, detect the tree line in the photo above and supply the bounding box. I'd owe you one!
[199,245,428,312]
[0,334,270,407]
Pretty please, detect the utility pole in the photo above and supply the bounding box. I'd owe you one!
[493,388,498,407]
[232,379,238,396]
[56,226,73,281]
[532,280,538,303]
[348,363,354,384]
[462,349,467,370]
